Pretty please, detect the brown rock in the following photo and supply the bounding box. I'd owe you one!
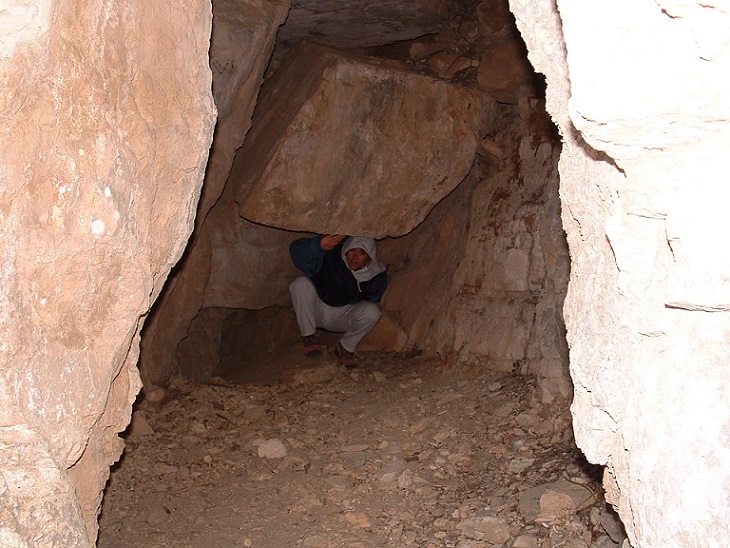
[409,41,447,62]
[426,52,477,78]
[202,199,300,309]
[476,36,535,103]
[231,42,495,238]
[477,0,518,37]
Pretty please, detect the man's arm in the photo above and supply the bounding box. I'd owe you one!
[289,234,346,276]
[360,271,388,303]
[289,236,326,276]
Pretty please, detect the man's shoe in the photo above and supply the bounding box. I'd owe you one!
[301,334,322,357]
[334,342,358,369]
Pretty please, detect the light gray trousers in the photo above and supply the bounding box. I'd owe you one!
[289,276,382,352]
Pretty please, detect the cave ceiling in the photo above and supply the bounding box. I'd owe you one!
[275,0,451,50]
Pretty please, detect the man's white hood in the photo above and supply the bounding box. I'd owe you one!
[341,236,386,283]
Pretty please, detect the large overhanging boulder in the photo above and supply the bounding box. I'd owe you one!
[230,42,496,238]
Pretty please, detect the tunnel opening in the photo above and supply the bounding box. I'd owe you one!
[99,0,626,545]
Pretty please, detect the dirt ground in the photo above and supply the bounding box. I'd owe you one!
[97,340,626,548]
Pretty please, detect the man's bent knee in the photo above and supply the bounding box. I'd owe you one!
[289,276,315,296]
[355,301,382,326]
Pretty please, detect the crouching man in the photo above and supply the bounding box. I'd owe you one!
[289,234,388,368]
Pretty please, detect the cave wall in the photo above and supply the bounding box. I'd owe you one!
[141,1,571,396]
[0,0,216,544]
[379,97,569,400]
[138,0,290,387]
[510,0,730,544]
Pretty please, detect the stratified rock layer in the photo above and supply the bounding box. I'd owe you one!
[231,43,495,238]
[0,0,216,544]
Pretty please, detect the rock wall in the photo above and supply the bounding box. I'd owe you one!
[138,0,290,387]
[379,98,569,400]
[510,0,730,544]
[0,0,216,544]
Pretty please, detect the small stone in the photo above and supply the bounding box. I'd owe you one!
[290,495,324,513]
[535,491,576,525]
[509,457,535,473]
[303,534,329,547]
[426,52,461,78]
[456,515,511,544]
[127,411,155,438]
[408,418,431,434]
[409,41,445,62]
[344,511,372,528]
[433,517,455,530]
[512,533,540,548]
[397,469,414,489]
[432,429,453,444]
[325,475,353,490]
[145,386,166,403]
[372,371,387,383]
[378,459,408,483]
[257,438,287,459]
[600,505,626,543]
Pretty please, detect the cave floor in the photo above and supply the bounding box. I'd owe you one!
[98,348,623,548]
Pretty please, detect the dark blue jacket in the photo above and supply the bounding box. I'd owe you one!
[289,236,388,307]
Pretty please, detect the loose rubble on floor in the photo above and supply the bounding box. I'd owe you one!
[98,351,627,548]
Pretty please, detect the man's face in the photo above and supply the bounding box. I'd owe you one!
[345,247,369,271]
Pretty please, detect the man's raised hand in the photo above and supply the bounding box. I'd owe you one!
[320,234,346,251]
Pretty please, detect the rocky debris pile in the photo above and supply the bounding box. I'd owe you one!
[98,353,626,547]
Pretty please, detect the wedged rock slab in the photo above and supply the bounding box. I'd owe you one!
[277,0,447,49]
[231,43,496,238]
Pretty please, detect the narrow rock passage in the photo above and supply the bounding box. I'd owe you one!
[98,350,624,547]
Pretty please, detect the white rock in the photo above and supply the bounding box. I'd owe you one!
[257,438,287,459]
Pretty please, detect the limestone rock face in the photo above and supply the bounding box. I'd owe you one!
[380,99,568,399]
[139,0,288,387]
[511,0,730,544]
[0,0,216,544]
[231,43,496,238]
